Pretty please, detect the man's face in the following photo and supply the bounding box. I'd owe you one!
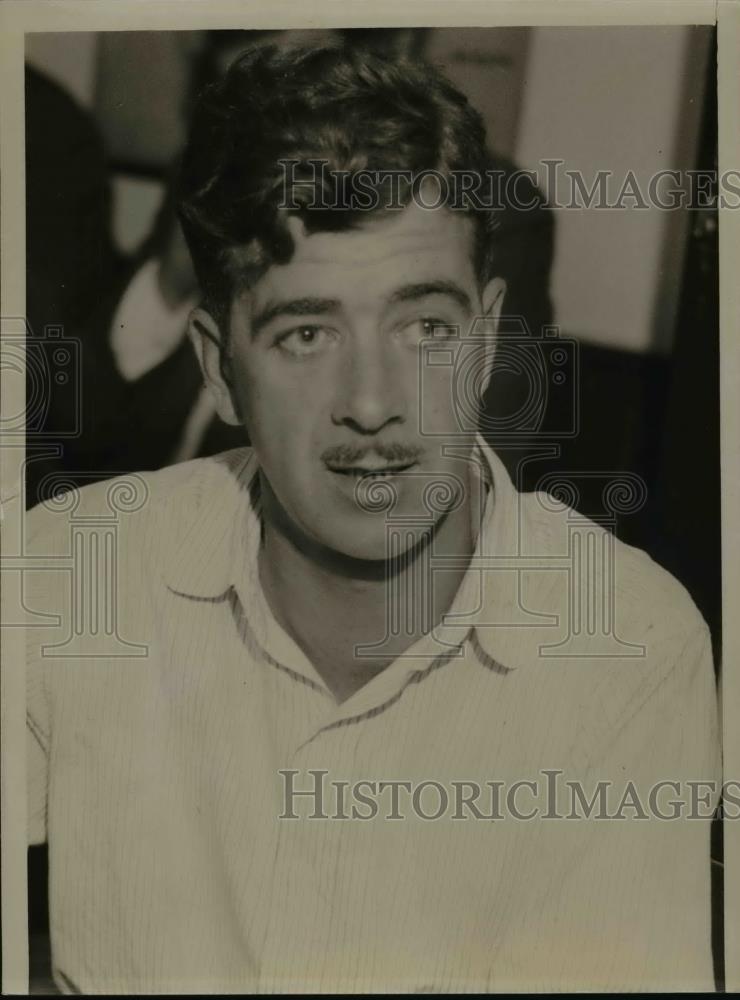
[195,201,504,561]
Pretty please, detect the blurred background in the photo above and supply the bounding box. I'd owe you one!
[24,25,721,991]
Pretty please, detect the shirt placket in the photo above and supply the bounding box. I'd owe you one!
[255,711,370,992]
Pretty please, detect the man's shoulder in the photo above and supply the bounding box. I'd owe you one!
[25,448,254,552]
[517,485,708,645]
[510,489,717,765]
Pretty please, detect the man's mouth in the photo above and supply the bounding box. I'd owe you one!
[327,461,418,479]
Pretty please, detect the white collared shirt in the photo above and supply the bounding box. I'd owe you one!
[25,438,720,994]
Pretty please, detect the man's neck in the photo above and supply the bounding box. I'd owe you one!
[257,474,480,704]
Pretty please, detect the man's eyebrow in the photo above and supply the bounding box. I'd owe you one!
[251,297,341,336]
[387,281,472,312]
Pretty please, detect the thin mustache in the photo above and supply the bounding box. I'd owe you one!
[321,443,424,467]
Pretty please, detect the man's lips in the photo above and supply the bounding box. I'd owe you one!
[326,461,418,477]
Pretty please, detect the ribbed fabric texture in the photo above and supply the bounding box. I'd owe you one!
[26,439,720,993]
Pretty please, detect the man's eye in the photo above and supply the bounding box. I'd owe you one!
[276,325,334,356]
[425,318,457,338]
[400,317,457,346]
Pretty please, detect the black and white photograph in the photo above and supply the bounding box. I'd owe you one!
[1,0,739,994]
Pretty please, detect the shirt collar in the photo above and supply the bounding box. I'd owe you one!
[161,435,547,673]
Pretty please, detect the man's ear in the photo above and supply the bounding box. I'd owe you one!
[188,307,242,426]
[478,277,507,396]
[481,277,506,329]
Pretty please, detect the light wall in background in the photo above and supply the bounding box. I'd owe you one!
[25,32,97,108]
[515,25,710,355]
[424,27,530,160]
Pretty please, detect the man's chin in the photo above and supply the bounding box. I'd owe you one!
[267,475,437,567]
[313,517,432,568]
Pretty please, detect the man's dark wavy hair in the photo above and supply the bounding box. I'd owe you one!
[176,43,501,330]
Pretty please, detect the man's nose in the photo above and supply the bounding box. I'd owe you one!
[331,338,407,434]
